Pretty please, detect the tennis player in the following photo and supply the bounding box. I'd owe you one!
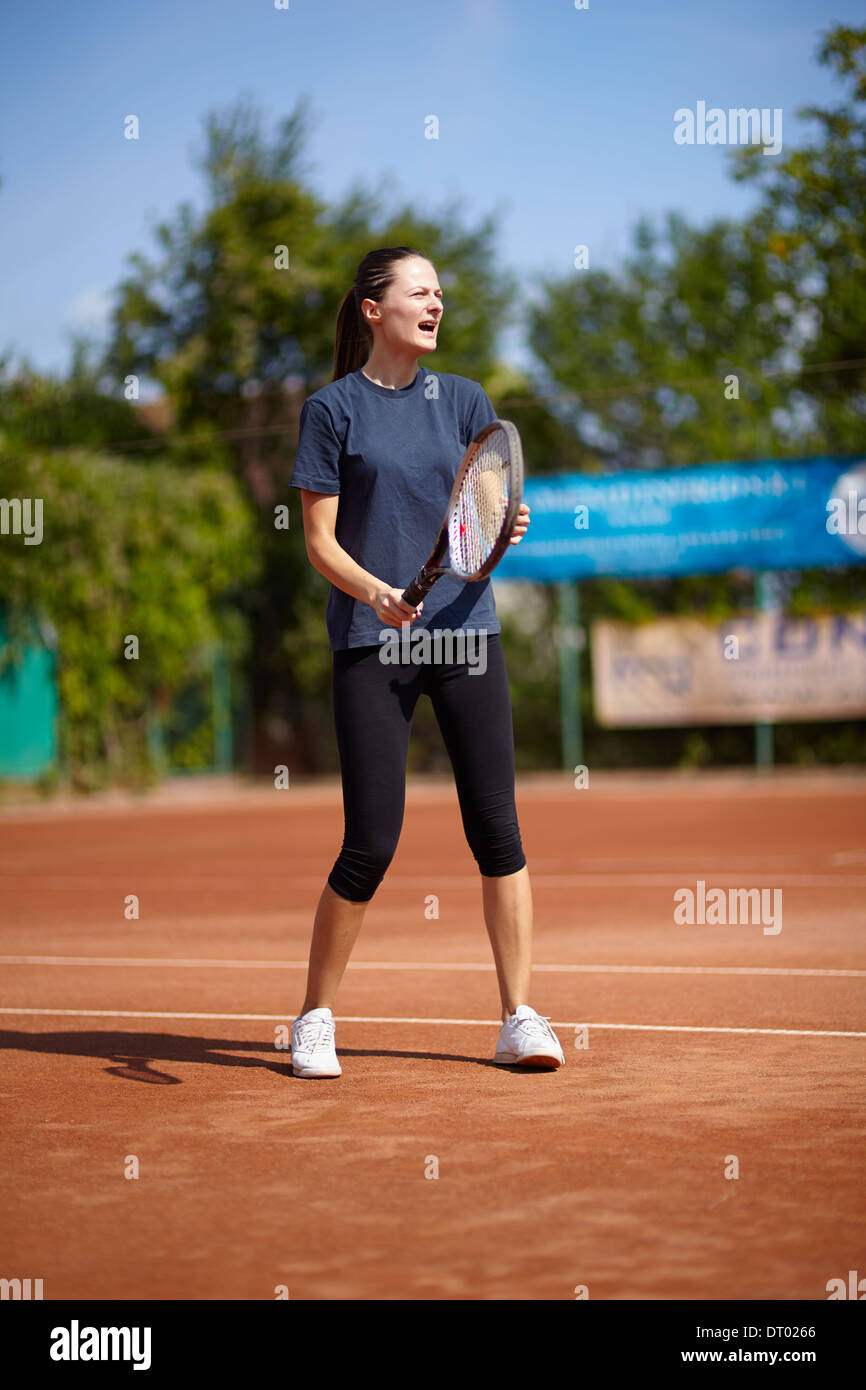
[289,246,565,1077]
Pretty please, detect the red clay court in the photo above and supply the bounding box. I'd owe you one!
[1,769,864,1301]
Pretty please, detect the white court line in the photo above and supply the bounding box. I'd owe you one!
[0,1006,863,1038]
[1,956,864,978]
[374,873,866,887]
[4,873,866,888]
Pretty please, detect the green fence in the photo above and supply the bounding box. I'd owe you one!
[0,609,58,779]
[146,643,236,777]
[0,608,236,783]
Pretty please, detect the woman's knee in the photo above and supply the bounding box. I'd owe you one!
[466,812,526,877]
[327,835,399,902]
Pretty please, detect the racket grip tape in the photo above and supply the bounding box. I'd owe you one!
[402,569,436,607]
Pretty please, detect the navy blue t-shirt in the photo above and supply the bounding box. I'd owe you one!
[290,366,501,651]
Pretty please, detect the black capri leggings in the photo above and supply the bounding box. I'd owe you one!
[328,632,526,902]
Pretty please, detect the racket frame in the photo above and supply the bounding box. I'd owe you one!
[402,420,524,607]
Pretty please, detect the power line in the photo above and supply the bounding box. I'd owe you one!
[78,355,866,453]
[102,420,299,453]
[496,356,866,407]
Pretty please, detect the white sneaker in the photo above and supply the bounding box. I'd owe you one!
[494,1005,565,1069]
[291,1007,342,1078]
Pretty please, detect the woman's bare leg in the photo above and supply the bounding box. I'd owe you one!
[299,883,369,1015]
[481,864,534,1022]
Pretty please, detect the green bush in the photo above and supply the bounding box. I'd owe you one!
[0,446,259,787]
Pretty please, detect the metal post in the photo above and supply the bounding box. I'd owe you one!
[754,572,774,768]
[558,580,583,771]
[146,710,166,773]
[211,643,233,772]
[753,421,776,769]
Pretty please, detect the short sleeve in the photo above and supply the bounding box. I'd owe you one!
[290,398,343,494]
[462,383,498,446]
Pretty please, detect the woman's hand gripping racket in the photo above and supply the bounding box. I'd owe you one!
[402,420,524,608]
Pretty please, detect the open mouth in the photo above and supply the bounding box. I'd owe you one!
[418,321,438,335]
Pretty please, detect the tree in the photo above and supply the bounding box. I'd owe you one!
[732,26,866,454]
[526,211,798,473]
[0,340,157,455]
[0,445,257,788]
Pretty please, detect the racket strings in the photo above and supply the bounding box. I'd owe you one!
[448,434,512,577]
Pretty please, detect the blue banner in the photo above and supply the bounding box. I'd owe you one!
[497,456,866,581]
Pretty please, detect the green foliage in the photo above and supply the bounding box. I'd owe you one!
[499,595,562,771]
[730,26,866,454]
[527,211,799,471]
[0,447,258,787]
[0,341,157,455]
[525,27,866,470]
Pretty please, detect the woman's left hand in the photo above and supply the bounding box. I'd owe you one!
[509,502,530,544]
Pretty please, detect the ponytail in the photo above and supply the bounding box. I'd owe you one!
[332,287,370,382]
[332,245,425,382]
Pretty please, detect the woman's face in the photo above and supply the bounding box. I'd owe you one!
[363,257,443,357]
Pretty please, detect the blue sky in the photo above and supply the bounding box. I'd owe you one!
[1,0,860,378]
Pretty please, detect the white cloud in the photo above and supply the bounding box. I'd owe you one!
[63,286,113,331]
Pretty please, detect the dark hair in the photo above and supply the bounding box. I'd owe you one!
[332,246,426,381]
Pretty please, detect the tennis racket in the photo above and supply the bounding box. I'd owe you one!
[401,420,524,607]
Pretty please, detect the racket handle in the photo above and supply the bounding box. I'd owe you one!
[402,569,436,607]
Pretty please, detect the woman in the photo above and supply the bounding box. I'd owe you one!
[289,246,565,1078]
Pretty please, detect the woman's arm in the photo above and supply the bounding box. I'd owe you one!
[299,490,423,629]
